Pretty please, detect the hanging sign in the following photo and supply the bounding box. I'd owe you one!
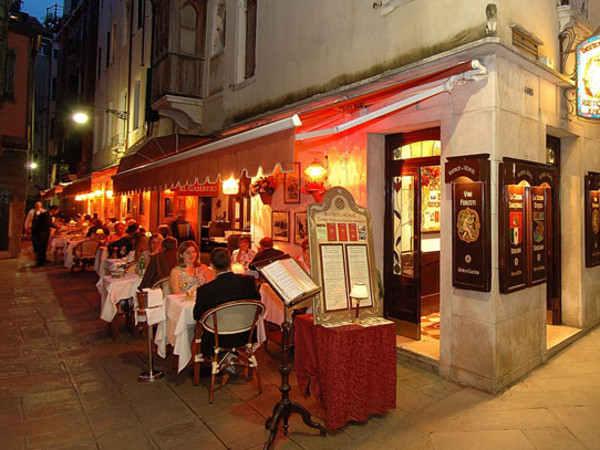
[452,182,488,291]
[174,182,219,197]
[577,34,600,119]
[500,184,527,293]
[528,187,547,285]
[585,174,600,267]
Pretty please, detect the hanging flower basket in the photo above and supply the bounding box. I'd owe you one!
[250,176,277,200]
[259,193,273,205]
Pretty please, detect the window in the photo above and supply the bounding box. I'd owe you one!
[97,48,102,79]
[234,0,257,83]
[132,81,141,129]
[245,0,257,78]
[180,4,197,55]
[211,0,226,57]
[137,0,144,30]
[105,31,110,67]
[4,48,16,101]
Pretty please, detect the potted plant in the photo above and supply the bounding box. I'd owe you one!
[250,176,277,204]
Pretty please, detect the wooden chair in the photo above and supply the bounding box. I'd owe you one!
[71,240,99,273]
[194,300,265,403]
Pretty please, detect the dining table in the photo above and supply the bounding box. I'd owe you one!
[154,293,268,374]
[62,236,87,269]
[97,273,142,323]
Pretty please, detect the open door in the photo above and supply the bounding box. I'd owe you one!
[384,129,440,339]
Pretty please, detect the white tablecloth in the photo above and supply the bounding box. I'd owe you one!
[63,237,86,269]
[154,293,267,374]
[97,274,142,322]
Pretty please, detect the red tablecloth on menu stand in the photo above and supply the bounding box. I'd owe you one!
[294,314,396,430]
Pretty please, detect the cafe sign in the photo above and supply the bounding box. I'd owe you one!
[174,182,219,197]
[577,34,600,119]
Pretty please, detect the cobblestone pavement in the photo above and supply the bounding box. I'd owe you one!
[1,245,599,449]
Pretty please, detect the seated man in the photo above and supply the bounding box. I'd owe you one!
[139,237,178,289]
[249,237,285,269]
[193,248,261,355]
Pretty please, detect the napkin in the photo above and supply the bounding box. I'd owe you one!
[144,288,164,307]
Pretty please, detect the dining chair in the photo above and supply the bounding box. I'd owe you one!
[151,277,172,295]
[71,240,99,273]
[194,300,265,404]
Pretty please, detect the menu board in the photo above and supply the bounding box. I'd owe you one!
[452,182,488,291]
[307,187,381,324]
[319,244,349,312]
[528,187,547,285]
[501,185,527,292]
[585,178,600,267]
[345,244,374,308]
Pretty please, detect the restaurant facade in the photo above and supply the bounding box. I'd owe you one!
[56,0,600,393]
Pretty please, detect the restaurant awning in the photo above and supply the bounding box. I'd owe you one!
[112,115,301,194]
[296,60,487,141]
[60,177,92,198]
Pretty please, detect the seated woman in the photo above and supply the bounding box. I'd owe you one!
[169,240,213,295]
[231,234,256,271]
[136,233,163,274]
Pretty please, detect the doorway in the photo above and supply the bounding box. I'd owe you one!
[384,129,441,342]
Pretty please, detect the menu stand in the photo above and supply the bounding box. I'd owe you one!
[136,290,164,382]
[254,257,326,449]
[264,307,326,449]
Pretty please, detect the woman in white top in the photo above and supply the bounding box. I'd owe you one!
[231,234,256,271]
[169,240,213,294]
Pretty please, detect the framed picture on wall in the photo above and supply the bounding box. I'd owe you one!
[272,210,290,242]
[294,212,308,244]
[284,162,301,204]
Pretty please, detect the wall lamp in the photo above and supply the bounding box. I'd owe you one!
[303,155,329,202]
[72,107,128,124]
[222,176,240,195]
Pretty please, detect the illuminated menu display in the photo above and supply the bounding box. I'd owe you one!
[501,185,527,292]
[452,182,487,291]
[528,187,547,285]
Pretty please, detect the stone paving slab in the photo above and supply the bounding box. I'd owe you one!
[1,247,600,449]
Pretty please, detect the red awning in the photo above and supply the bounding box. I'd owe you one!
[60,177,92,198]
[112,115,301,194]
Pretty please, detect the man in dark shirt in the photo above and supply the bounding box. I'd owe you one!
[171,214,194,244]
[139,237,178,289]
[249,237,285,269]
[194,248,261,354]
[32,205,59,266]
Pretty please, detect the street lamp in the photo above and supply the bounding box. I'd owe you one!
[72,106,129,154]
[71,107,128,123]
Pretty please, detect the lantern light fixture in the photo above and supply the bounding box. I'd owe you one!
[222,176,240,195]
[303,155,329,202]
[106,190,114,198]
[94,190,103,197]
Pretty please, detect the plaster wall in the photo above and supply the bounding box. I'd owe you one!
[215,0,564,127]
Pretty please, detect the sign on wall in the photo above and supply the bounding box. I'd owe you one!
[500,184,528,293]
[528,186,547,285]
[577,34,600,119]
[585,173,600,267]
[445,154,491,292]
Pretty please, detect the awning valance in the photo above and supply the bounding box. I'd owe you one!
[60,177,92,198]
[113,115,301,194]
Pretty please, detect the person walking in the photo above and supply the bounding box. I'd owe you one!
[32,205,59,267]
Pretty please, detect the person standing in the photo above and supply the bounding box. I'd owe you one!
[171,214,194,244]
[32,205,59,266]
[24,201,45,244]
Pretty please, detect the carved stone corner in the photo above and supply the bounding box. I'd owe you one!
[151,95,204,130]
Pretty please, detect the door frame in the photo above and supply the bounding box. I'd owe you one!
[384,129,441,339]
